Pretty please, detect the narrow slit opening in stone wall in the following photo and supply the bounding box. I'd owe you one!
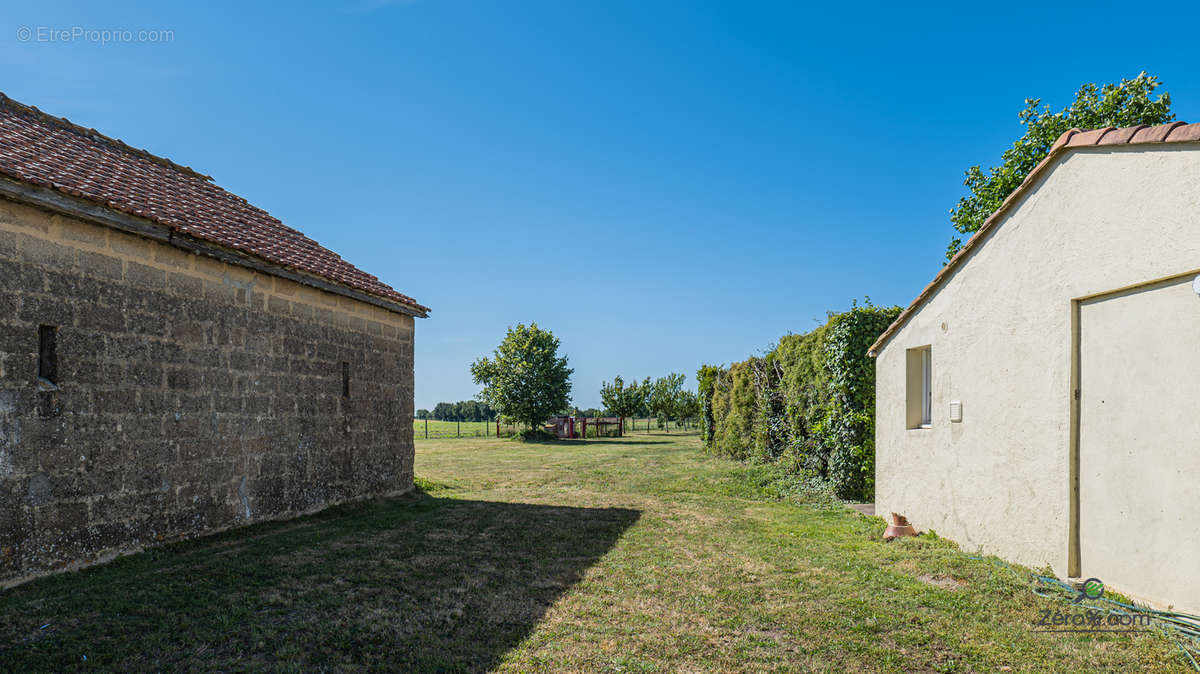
[38,324,58,387]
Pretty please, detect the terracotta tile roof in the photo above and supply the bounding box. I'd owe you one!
[869,121,1200,356]
[0,92,427,316]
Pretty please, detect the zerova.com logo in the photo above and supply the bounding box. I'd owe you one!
[1075,578,1105,603]
[1033,578,1150,633]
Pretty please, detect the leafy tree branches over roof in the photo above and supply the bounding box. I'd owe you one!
[947,73,1173,259]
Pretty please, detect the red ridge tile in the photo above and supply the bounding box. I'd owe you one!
[1165,122,1200,142]
[1067,127,1111,146]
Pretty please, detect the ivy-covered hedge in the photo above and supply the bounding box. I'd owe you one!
[696,364,722,447]
[697,301,900,501]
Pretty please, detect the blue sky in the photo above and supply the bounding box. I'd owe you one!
[3,1,1198,409]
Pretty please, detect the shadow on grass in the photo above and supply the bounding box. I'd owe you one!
[0,489,640,672]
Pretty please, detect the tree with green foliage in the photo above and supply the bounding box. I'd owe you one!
[416,408,431,420]
[675,389,700,426]
[600,375,647,422]
[454,400,476,421]
[470,323,573,431]
[947,73,1173,259]
[648,373,686,432]
[636,377,652,417]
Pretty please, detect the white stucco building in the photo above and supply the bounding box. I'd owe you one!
[870,121,1200,612]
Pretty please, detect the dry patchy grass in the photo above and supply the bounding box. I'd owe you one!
[0,433,1188,672]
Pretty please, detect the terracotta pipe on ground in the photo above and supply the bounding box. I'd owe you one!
[883,512,917,541]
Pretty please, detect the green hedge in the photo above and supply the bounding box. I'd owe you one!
[698,301,900,501]
[696,364,722,447]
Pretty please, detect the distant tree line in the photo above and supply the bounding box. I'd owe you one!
[416,400,497,421]
[417,401,623,423]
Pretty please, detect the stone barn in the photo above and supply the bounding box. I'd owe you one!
[870,122,1200,612]
[0,93,428,585]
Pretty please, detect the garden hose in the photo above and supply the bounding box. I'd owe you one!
[1030,573,1200,670]
[970,556,1200,670]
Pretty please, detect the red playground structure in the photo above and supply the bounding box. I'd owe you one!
[543,416,623,439]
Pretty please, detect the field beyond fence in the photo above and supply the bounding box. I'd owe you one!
[413,418,695,439]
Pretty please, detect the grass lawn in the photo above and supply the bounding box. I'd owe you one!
[0,433,1187,671]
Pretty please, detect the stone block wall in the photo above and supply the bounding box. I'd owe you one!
[0,196,416,584]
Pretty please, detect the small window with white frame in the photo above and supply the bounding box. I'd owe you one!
[906,346,932,429]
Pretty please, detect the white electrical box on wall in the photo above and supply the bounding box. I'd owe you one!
[950,400,963,423]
